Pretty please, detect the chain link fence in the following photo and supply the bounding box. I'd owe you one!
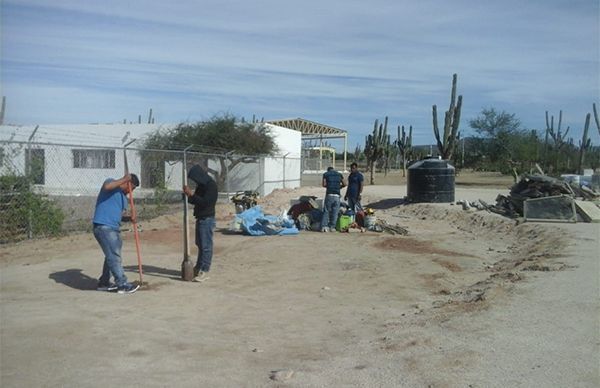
[0,140,300,244]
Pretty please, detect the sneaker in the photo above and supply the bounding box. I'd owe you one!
[321,227,329,233]
[117,283,140,294]
[97,283,118,292]
[192,272,210,282]
[193,267,200,277]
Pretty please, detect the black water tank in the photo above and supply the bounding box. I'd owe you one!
[407,159,455,203]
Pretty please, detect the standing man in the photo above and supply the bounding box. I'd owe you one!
[321,166,345,232]
[344,162,364,213]
[183,165,218,282]
[93,173,140,294]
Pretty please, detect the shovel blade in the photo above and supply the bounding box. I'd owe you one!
[181,259,195,281]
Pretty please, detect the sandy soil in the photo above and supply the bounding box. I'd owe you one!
[1,183,598,387]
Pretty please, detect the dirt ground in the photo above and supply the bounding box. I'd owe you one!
[1,176,599,387]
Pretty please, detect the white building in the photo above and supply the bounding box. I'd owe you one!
[0,122,301,198]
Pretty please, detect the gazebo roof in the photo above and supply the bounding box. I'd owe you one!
[267,117,346,139]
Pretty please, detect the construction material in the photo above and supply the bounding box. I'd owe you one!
[489,174,577,218]
[231,191,259,213]
[574,200,600,223]
[523,195,577,223]
[486,173,600,223]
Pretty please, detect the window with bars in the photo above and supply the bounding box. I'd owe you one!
[72,149,115,169]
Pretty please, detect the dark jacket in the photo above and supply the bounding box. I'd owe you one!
[187,165,218,219]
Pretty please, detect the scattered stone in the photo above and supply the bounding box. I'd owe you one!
[269,369,294,381]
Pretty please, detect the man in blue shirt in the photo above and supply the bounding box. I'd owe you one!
[93,173,140,294]
[344,162,364,213]
[321,166,345,232]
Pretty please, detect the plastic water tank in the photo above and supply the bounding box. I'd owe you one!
[407,159,455,203]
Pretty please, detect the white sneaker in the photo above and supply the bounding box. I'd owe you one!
[193,272,210,282]
[321,227,329,233]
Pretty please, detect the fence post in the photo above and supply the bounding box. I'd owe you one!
[282,153,289,189]
[26,125,39,239]
[259,157,264,197]
[183,146,192,177]
[183,146,192,261]
[225,151,234,200]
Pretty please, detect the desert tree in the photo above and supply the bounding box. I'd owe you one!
[143,114,277,188]
[469,108,522,171]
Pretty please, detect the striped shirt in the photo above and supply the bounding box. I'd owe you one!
[323,170,343,195]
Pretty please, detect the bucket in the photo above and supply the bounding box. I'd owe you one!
[364,215,376,229]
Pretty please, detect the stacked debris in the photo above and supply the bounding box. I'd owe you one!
[488,174,600,219]
[376,219,409,235]
[569,183,600,201]
[287,196,322,231]
[231,191,259,213]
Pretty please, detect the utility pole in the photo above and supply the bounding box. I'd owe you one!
[0,96,6,125]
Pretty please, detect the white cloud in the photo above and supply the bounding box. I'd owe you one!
[2,0,599,149]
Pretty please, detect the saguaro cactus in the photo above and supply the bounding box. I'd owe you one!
[545,110,570,172]
[546,110,570,149]
[432,74,462,160]
[395,124,413,177]
[364,117,390,184]
[593,103,600,137]
[577,113,591,175]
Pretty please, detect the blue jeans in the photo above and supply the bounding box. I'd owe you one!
[347,196,363,214]
[93,224,128,287]
[321,194,341,230]
[195,217,216,272]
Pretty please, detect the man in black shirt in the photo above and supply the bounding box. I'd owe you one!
[183,165,218,282]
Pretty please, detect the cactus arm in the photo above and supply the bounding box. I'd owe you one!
[593,103,600,137]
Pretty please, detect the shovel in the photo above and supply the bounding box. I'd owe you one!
[123,142,144,285]
[181,153,194,281]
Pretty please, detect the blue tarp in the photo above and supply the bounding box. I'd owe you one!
[237,206,299,236]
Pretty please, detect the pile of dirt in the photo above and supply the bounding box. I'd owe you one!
[257,187,323,214]
[360,196,571,316]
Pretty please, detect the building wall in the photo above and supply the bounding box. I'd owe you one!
[1,123,302,198]
[265,123,302,156]
[260,123,302,196]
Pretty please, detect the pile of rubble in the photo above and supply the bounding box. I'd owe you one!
[483,174,600,220]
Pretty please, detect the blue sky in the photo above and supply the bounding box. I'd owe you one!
[2,0,599,149]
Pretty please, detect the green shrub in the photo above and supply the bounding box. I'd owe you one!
[0,174,65,242]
